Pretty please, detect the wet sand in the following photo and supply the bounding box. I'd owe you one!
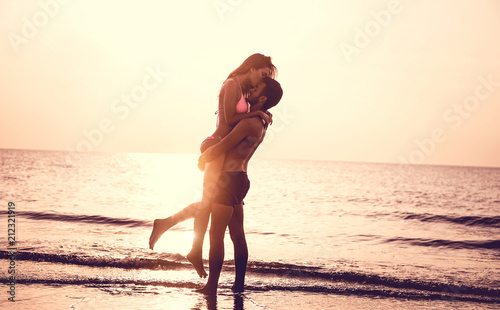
[4,283,498,310]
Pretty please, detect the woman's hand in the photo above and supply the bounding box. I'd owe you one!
[257,111,273,126]
[265,111,273,125]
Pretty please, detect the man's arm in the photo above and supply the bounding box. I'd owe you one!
[200,118,260,163]
[221,79,271,126]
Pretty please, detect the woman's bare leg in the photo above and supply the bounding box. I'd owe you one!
[149,202,200,250]
[187,154,225,278]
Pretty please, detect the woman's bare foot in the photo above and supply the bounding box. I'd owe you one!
[187,250,207,278]
[149,218,174,250]
[195,284,217,295]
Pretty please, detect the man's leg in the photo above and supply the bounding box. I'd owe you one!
[188,155,225,278]
[228,203,247,292]
[197,202,234,294]
[149,202,200,250]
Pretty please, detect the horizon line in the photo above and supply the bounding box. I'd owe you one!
[1,146,499,170]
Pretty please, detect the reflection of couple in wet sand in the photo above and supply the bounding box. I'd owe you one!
[149,53,283,294]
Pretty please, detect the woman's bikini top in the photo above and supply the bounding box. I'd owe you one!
[215,77,249,126]
[235,93,249,113]
[234,75,249,113]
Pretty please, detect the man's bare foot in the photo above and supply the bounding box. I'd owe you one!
[149,218,174,250]
[195,284,217,295]
[231,284,244,293]
[187,250,207,278]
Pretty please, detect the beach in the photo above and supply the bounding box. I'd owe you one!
[1,149,499,309]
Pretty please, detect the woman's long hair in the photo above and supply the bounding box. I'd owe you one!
[227,53,277,80]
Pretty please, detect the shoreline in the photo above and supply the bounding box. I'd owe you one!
[5,283,499,310]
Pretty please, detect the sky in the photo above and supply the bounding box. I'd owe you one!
[1,0,499,167]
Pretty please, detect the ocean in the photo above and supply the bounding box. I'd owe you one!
[1,148,499,309]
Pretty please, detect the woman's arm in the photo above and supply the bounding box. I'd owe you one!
[199,118,260,163]
[226,110,265,126]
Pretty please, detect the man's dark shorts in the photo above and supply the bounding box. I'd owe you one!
[213,171,250,207]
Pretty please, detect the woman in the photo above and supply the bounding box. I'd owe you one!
[149,53,276,278]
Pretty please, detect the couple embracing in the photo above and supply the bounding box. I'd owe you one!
[149,53,283,294]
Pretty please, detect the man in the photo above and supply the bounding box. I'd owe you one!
[196,76,283,294]
[148,76,283,293]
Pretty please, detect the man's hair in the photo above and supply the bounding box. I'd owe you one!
[261,76,283,111]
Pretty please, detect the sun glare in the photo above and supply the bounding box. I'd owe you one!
[154,230,194,255]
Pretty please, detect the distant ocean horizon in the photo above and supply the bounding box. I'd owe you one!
[2,146,500,170]
[1,148,499,309]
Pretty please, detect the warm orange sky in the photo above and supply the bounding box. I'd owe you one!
[1,0,499,167]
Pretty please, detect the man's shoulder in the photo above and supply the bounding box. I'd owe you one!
[237,117,264,131]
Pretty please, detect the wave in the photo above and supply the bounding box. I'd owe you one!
[0,210,150,228]
[402,212,500,228]
[3,250,187,270]
[0,211,294,238]
[2,250,499,302]
[384,237,500,250]
[3,210,499,232]
[4,278,499,303]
